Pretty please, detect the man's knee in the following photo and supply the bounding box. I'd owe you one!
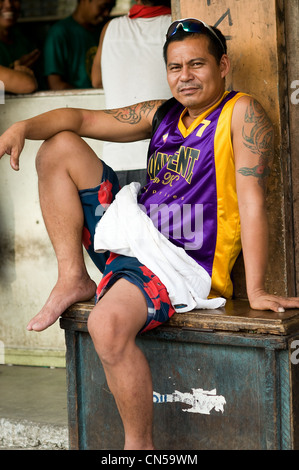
[35,131,78,176]
[36,131,103,190]
[87,303,133,367]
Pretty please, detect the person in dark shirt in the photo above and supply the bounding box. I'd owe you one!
[0,0,39,93]
[44,0,116,90]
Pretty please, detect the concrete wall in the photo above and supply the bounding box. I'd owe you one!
[0,90,106,367]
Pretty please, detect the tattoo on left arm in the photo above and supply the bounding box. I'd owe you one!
[237,99,274,189]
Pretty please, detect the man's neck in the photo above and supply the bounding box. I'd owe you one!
[182,91,226,127]
[72,7,95,31]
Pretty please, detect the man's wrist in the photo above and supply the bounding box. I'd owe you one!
[13,120,27,139]
[247,286,266,302]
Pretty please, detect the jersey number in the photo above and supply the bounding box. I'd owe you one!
[196,119,211,137]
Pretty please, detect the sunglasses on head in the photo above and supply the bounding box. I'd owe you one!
[166,18,226,54]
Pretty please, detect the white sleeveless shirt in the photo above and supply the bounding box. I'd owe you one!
[101,14,172,171]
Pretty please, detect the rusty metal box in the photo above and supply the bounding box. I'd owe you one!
[60,300,299,450]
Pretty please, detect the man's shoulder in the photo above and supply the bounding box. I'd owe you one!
[231,92,273,135]
[231,92,267,116]
[231,92,253,108]
[151,98,181,135]
[228,92,254,120]
[155,97,179,115]
[46,16,76,37]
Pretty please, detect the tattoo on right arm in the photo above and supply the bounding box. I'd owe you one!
[103,100,165,125]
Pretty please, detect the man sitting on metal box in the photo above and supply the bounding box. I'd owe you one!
[1,18,299,450]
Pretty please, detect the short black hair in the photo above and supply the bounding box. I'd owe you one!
[163,26,227,65]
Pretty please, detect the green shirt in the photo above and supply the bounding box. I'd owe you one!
[0,27,35,68]
[44,16,102,89]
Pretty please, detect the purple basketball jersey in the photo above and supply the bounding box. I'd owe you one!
[137,91,238,277]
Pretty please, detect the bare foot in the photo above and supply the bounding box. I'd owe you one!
[27,276,97,332]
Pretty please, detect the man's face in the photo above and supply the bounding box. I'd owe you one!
[0,0,20,29]
[166,35,229,115]
[82,0,115,25]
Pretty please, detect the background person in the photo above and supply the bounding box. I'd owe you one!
[0,63,37,94]
[43,0,116,90]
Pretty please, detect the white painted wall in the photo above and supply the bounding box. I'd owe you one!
[0,90,106,367]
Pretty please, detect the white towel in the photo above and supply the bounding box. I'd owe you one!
[94,182,226,312]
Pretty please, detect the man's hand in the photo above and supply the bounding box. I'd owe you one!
[248,288,299,313]
[13,64,35,77]
[0,122,26,171]
[14,49,40,69]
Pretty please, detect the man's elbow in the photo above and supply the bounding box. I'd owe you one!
[47,74,73,90]
[22,78,38,94]
[5,76,38,94]
[91,74,102,89]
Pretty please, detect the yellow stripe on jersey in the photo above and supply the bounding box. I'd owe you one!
[210,92,248,298]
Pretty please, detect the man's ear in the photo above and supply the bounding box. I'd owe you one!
[220,54,230,78]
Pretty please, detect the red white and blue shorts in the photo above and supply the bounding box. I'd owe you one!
[79,161,175,334]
